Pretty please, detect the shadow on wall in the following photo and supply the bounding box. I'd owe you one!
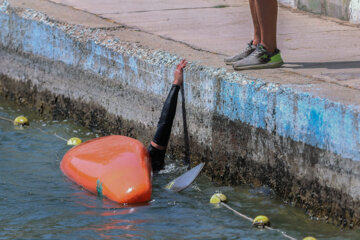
[284,61,360,69]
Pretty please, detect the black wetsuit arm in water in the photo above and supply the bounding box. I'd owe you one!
[148,84,180,171]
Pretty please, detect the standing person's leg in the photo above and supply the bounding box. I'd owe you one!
[249,0,261,46]
[255,0,277,53]
[224,0,259,65]
[232,0,283,70]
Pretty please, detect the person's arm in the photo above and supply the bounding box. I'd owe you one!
[148,59,187,171]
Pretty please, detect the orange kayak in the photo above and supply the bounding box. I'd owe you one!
[61,135,152,204]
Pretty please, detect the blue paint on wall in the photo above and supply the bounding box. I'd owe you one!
[275,89,294,138]
[129,57,138,76]
[217,78,360,161]
[0,14,9,44]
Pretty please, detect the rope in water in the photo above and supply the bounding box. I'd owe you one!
[2,114,310,240]
[209,193,301,240]
[221,202,297,240]
[37,127,67,142]
[1,115,82,146]
[0,116,13,122]
[221,202,253,222]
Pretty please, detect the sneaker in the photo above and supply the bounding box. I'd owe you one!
[233,44,284,70]
[224,40,257,65]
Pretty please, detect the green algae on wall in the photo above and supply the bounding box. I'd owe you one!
[298,0,324,14]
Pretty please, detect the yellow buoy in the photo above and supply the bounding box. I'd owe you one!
[253,215,270,228]
[210,192,227,204]
[67,137,82,146]
[303,237,317,240]
[13,116,29,126]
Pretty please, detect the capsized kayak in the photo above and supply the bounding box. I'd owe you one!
[61,135,152,204]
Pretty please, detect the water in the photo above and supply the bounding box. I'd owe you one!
[1,98,360,240]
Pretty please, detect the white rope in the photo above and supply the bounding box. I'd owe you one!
[221,202,254,222]
[1,116,69,142]
[0,116,12,122]
[37,128,67,142]
[220,202,297,240]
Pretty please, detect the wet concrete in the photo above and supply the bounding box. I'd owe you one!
[210,114,360,228]
[1,0,360,228]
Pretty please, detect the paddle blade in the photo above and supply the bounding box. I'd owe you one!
[165,163,205,192]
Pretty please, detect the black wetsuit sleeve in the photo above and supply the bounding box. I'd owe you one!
[148,145,166,171]
[149,84,180,171]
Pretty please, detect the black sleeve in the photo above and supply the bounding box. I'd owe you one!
[149,84,180,171]
[148,145,166,171]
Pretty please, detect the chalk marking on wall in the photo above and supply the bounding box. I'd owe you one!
[278,0,297,8]
[349,0,360,24]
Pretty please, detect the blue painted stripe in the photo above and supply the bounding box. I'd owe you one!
[217,79,360,160]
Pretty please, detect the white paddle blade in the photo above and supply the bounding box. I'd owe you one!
[165,163,205,192]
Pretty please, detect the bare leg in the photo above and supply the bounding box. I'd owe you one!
[254,0,278,52]
[249,0,261,46]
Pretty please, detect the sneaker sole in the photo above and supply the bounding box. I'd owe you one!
[225,61,236,65]
[233,61,284,71]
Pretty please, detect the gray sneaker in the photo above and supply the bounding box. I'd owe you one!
[233,44,284,71]
[224,41,256,65]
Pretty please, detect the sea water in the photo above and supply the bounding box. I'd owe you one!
[1,98,360,240]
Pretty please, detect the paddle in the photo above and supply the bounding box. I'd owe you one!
[165,162,205,192]
[180,85,190,167]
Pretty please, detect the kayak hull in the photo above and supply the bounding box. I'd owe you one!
[61,135,152,204]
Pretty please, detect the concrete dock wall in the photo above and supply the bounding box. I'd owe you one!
[279,0,360,24]
[1,1,360,227]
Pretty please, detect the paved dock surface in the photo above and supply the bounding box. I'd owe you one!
[9,0,360,103]
[50,0,360,91]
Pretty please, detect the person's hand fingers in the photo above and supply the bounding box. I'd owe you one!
[178,60,187,70]
[181,61,187,68]
[174,59,187,76]
[176,62,183,69]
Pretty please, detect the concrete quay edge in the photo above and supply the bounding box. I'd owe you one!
[1,0,360,226]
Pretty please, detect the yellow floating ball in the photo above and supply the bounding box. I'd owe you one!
[13,116,29,126]
[253,215,270,228]
[303,237,317,240]
[67,137,82,146]
[210,193,227,204]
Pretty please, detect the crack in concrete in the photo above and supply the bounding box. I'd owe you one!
[142,31,227,56]
[97,5,236,15]
[44,0,227,56]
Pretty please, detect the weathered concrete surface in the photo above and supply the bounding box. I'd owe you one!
[280,0,360,23]
[1,0,360,227]
[49,0,360,91]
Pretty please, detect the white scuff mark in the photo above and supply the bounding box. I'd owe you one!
[278,0,297,8]
[349,0,360,24]
[0,0,9,12]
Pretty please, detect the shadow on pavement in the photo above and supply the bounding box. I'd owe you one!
[283,61,360,70]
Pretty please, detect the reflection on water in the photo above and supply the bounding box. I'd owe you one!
[1,97,360,239]
[81,209,147,239]
[74,191,149,239]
